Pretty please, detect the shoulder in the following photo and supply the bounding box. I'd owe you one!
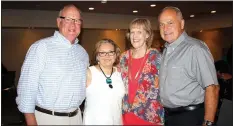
[87,67,92,76]
[185,35,209,51]
[28,36,54,53]
[75,44,89,65]
[184,36,213,59]
[87,66,95,78]
[113,66,122,77]
[36,35,55,45]
[76,44,88,54]
[88,65,96,71]
[113,66,120,73]
[149,48,162,55]
[86,66,93,87]
[120,50,129,58]
[148,48,162,61]
[120,50,130,62]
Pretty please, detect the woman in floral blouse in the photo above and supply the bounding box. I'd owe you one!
[119,18,164,125]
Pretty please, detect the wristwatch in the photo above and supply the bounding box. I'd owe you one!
[203,120,214,126]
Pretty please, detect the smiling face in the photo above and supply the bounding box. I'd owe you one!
[57,5,82,44]
[159,9,184,44]
[97,43,116,68]
[129,25,149,50]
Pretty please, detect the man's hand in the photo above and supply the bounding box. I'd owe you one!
[24,113,37,125]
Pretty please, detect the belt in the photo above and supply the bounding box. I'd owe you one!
[165,103,204,116]
[35,106,78,117]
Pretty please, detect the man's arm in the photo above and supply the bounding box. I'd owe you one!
[24,113,37,125]
[16,42,47,125]
[204,84,220,123]
[191,45,220,125]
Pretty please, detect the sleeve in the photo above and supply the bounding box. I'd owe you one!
[117,53,124,72]
[191,45,218,89]
[16,42,47,113]
[80,49,89,103]
[84,51,90,68]
[118,52,127,73]
[154,49,162,76]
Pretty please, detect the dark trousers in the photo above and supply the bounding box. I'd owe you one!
[165,107,204,126]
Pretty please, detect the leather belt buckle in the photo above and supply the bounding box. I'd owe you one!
[68,109,78,117]
[165,103,204,116]
[185,106,196,111]
[68,112,71,117]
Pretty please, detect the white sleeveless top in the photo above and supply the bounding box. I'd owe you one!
[83,66,125,125]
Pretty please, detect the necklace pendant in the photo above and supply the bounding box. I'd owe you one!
[109,84,113,88]
[106,78,112,84]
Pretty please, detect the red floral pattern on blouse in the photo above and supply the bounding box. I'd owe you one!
[119,49,164,125]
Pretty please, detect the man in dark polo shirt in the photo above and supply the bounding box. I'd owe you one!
[158,6,220,126]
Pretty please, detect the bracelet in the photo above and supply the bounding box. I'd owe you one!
[203,120,214,126]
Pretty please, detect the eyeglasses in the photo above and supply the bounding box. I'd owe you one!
[59,16,83,25]
[98,51,116,57]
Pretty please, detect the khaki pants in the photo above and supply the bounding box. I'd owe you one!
[35,108,82,125]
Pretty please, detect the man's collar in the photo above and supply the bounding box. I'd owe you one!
[54,31,79,45]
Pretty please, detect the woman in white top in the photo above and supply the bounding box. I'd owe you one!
[83,39,125,125]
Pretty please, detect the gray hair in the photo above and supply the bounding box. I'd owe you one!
[58,4,81,17]
[159,6,183,20]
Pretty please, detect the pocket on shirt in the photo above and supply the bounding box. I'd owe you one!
[170,66,184,79]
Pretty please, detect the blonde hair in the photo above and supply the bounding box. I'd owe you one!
[126,18,154,48]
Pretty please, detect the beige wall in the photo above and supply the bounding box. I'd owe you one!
[81,29,127,64]
[2,9,157,30]
[192,27,232,61]
[2,9,232,32]
[2,29,55,83]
